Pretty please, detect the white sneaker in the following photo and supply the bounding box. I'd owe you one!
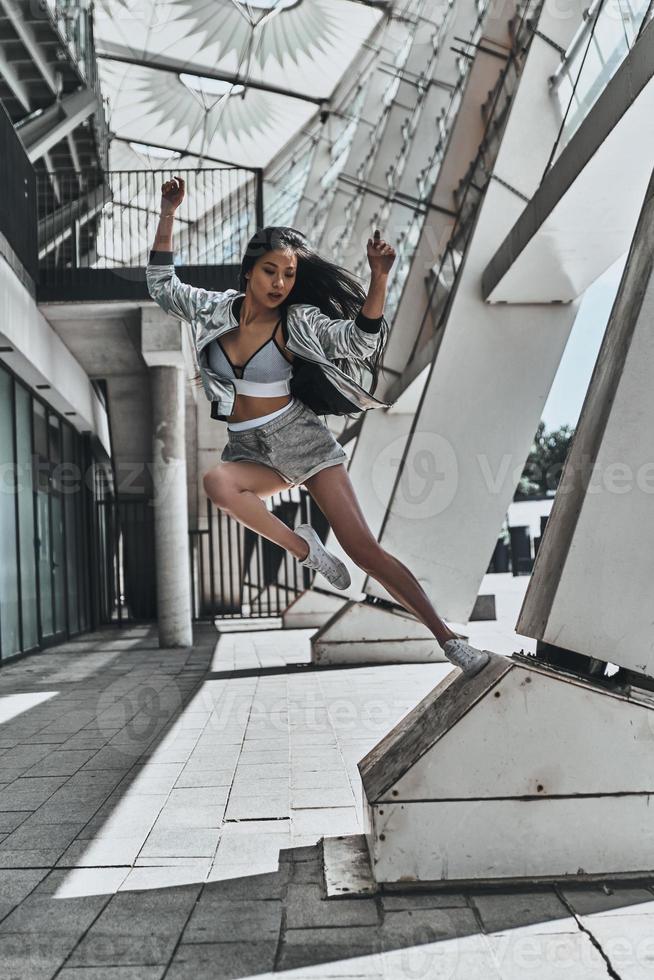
[442,638,490,677]
[295,524,351,590]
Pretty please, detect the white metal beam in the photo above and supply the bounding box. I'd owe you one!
[21,88,98,162]
[482,17,654,303]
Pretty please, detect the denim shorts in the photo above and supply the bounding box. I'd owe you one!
[220,397,348,487]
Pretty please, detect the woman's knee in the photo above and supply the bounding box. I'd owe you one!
[202,465,234,507]
[341,536,384,573]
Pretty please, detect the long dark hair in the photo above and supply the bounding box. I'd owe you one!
[239,225,389,394]
[239,226,391,399]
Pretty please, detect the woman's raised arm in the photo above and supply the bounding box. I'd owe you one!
[152,175,184,252]
[146,175,221,324]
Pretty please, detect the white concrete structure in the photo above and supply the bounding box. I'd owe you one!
[1,263,109,452]
[142,308,194,647]
[359,653,654,883]
[309,0,584,662]
[517,162,654,676]
[356,8,654,887]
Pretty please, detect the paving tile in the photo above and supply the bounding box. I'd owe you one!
[67,885,201,967]
[165,787,229,808]
[380,933,501,980]
[215,831,290,866]
[229,777,289,797]
[278,926,381,970]
[0,934,72,980]
[0,811,32,833]
[484,928,613,978]
[233,763,290,778]
[183,896,282,943]
[286,883,379,929]
[0,776,69,809]
[575,910,654,979]
[470,889,573,934]
[225,796,289,820]
[0,848,64,868]
[0,745,53,771]
[166,940,277,980]
[559,883,654,917]
[23,750,99,777]
[221,818,290,835]
[150,805,224,829]
[380,907,480,949]
[135,857,212,869]
[0,868,50,921]
[201,870,289,900]
[0,819,86,853]
[291,788,356,808]
[40,867,130,897]
[56,837,146,868]
[138,828,219,859]
[290,807,359,837]
[58,968,165,979]
[174,770,234,788]
[290,770,353,790]
[118,866,208,891]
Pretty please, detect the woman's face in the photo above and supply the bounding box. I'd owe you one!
[246,247,297,309]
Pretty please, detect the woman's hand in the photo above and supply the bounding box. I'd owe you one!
[367,228,396,277]
[161,175,185,214]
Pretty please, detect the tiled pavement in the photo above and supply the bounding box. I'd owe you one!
[0,623,652,979]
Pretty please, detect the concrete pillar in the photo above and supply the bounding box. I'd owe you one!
[149,364,193,648]
[142,306,195,649]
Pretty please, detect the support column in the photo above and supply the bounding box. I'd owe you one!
[150,365,192,647]
[142,306,194,648]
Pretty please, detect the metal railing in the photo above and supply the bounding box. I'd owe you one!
[190,487,324,622]
[36,166,263,293]
[95,486,324,625]
[94,498,157,625]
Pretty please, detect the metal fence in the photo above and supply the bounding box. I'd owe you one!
[36,166,263,294]
[94,498,157,626]
[190,487,326,622]
[95,486,326,626]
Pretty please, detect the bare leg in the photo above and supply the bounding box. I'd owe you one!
[203,461,310,560]
[304,464,460,648]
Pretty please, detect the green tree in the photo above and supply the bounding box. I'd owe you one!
[516,421,575,498]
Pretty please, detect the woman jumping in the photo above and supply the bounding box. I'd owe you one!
[146,175,490,677]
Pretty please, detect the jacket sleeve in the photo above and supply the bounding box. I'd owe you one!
[145,249,226,324]
[293,303,387,361]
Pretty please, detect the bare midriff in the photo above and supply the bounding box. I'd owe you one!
[221,317,296,424]
[226,391,294,423]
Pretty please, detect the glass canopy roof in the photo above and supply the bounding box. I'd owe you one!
[93,0,383,169]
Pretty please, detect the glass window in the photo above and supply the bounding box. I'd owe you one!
[15,383,38,651]
[0,368,20,658]
[63,424,80,635]
[34,401,53,639]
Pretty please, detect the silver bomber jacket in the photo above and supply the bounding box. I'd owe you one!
[145,252,392,422]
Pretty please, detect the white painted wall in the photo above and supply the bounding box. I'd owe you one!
[0,257,110,453]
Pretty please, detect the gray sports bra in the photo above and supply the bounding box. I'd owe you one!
[207,317,294,397]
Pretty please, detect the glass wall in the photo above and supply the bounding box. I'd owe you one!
[0,370,20,657]
[0,360,94,661]
[551,0,651,151]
